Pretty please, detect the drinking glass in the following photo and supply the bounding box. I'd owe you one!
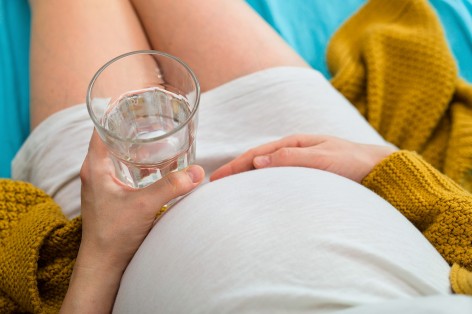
[87,50,200,188]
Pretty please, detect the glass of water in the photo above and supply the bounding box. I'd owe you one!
[87,50,200,188]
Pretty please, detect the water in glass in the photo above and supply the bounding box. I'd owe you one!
[101,87,195,188]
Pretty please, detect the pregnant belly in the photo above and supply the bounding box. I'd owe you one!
[114,167,450,314]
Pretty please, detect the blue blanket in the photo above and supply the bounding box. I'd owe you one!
[1,0,472,178]
[0,0,30,178]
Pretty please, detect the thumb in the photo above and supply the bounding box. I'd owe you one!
[144,165,205,204]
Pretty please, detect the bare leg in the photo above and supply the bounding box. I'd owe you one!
[29,0,151,129]
[130,0,309,92]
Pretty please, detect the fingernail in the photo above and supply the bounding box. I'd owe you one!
[254,156,270,168]
[186,166,203,183]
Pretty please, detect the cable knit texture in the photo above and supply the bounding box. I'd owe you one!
[327,0,472,192]
[0,180,81,313]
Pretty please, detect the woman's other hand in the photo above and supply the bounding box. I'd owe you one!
[210,134,397,183]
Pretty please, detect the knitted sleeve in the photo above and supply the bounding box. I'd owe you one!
[362,151,472,295]
[0,180,81,313]
[327,0,472,192]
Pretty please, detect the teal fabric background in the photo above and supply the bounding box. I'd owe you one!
[247,0,472,81]
[429,0,472,81]
[0,0,30,178]
[1,0,471,178]
[246,0,366,78]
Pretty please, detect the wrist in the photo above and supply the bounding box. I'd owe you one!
[60,247,125,313]
[370,144,398,166]
[75,239,131,275]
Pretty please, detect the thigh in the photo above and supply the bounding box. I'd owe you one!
[29,0,151,129]
[131,0,309,91]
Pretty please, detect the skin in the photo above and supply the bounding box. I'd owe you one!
[29,0,152,129]
[28,0,307,130]
[129,0,308,92]
[60,132,205,314]
[210,134,398,183]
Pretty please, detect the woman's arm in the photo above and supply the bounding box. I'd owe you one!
[60,132,205,313]
[60,250,125,314]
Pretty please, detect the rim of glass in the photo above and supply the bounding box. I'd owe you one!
[86,50,201,144]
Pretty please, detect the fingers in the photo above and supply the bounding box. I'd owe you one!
[209,149,263,181]
[83,129,205,206]
[210,137,292,180]
[209,161,247,181]
[144,165,205,204]
[253,147,322,169]
[210,134,329,181]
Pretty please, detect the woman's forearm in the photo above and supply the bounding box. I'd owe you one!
[60,246,126,314]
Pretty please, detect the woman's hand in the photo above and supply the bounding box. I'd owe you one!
[80,131,204,272]
[210,134,397,183]
[61,131,205,313]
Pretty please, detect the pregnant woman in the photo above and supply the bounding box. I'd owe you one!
[4,0,471,313]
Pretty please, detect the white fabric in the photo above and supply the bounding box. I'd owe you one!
[12,104,93,218]
[12,67,388,218]
[11,67,457,312]
[196,67,389,177]
[113,168,451,313]
[335,295,472,314]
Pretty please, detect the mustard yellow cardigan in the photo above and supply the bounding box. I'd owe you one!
[1,0,472,312]
[328,0,472,192]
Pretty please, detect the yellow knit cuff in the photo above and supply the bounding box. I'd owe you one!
[362,150,465,198]
[451,264,472,296]
[0,180,80,313]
